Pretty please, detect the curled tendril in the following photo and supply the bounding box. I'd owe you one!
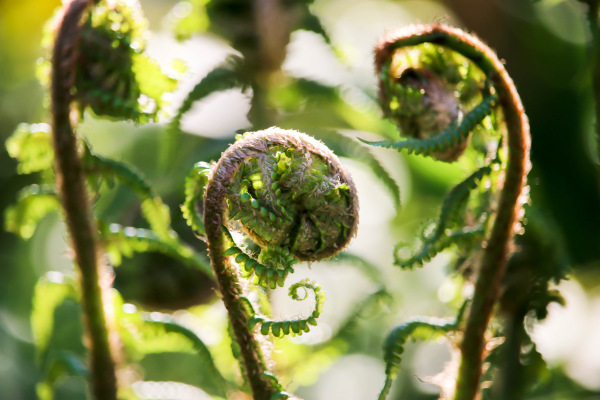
[248,279,325,337]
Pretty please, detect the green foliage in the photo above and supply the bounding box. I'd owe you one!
[5,185,59,239]
[181,161,211,238]
[31,275,78,364]
[36,351,88,400]
[115,295,228,397]
[379,317,457,400]
[170,56,244,133]
[394,163,496,268]
[99,222,212,276]
[5,123,54,174]
[83,145,153,197]
[4,0,579,398]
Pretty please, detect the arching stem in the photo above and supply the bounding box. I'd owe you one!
[51,1,118,399]
[376,25,530,400]
[203,136,282,400]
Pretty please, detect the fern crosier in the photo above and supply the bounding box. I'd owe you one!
[224,130,358,261]
[194,127,359,399]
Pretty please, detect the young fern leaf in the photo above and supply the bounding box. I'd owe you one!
[373,25,530,400]
[5,185,60,240]
[225,244,298,289]
[379,317,457,400]
[395,226,485,268]
[182,161,212,238]
[359,92,497,159]
[248,279,325,338]
[41,0,175,122]
[395,163,496,268]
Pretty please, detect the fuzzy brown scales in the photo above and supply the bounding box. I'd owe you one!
[210,127,359,261]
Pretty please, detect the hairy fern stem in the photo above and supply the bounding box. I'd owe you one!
[376,25,530,400]
[51,1,118,399]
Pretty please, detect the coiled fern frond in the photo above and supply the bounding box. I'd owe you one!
[187,127,359,399]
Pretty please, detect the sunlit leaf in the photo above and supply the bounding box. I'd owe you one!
[31,274,78,363]
[5,185,59,239]
[6,123,53,174]
[36,351,88,400]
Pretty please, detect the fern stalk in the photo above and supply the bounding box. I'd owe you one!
[50,1,118,399]
[376,24,530,400]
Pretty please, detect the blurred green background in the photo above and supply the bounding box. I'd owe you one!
[1,0,600,399]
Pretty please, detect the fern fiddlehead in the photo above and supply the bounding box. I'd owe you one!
[192,127,359,399]
[369,25,530,400]
[47,1,174,398]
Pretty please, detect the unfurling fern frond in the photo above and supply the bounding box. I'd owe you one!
[379,317,457,400]
[248,279,325,337]
[193,128,359,398]
[41,0,176,122]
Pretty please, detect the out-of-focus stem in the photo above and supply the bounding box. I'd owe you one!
[51,1,118,399]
